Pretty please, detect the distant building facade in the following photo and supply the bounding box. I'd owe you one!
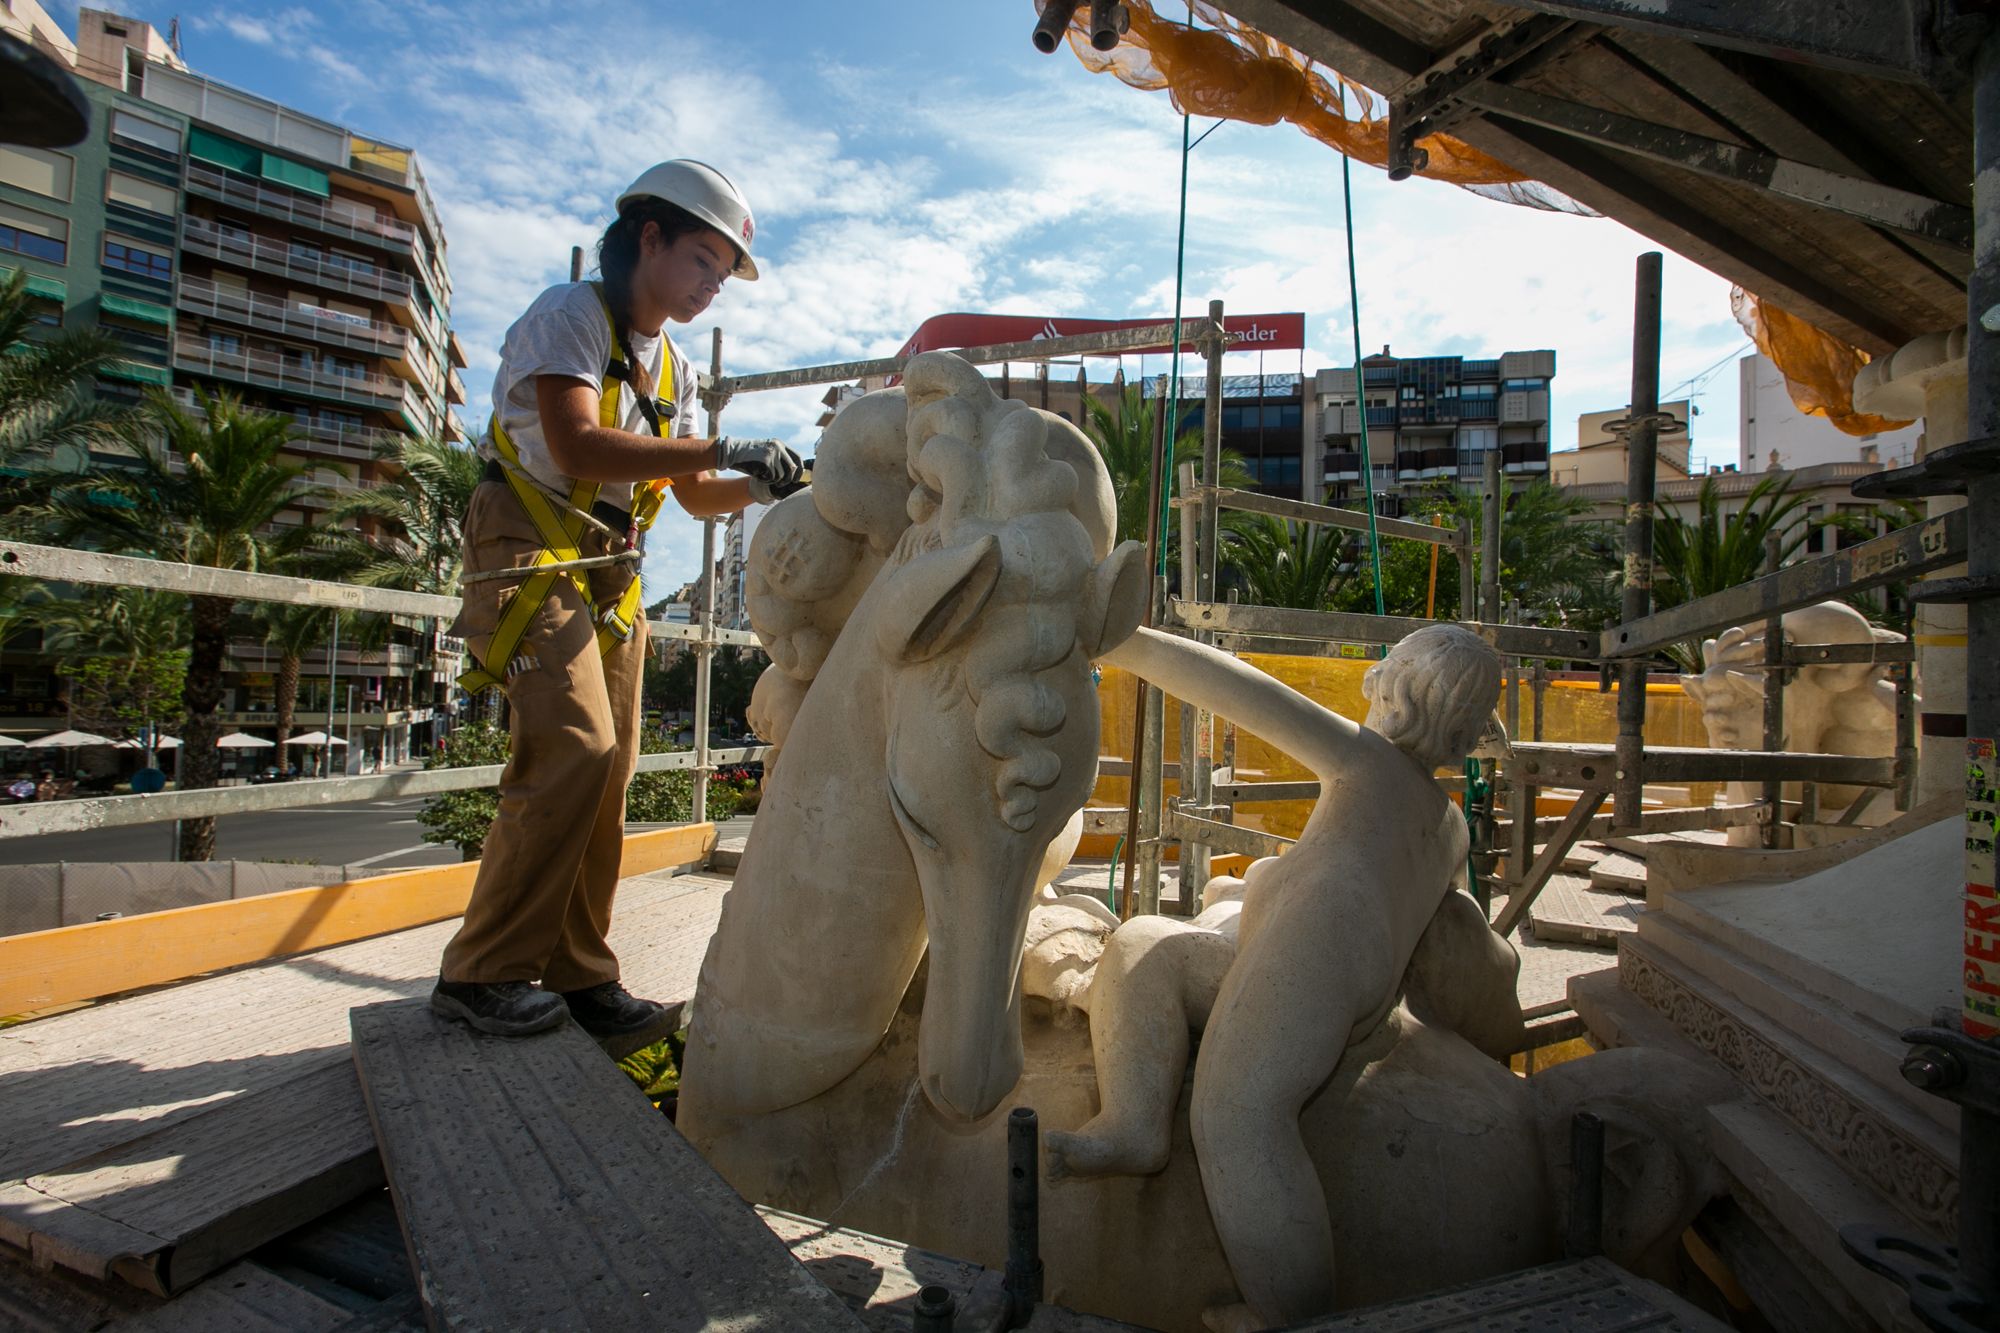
[1739,352,1923,473]
[1550,400,1695,488]
[1317,347,1554,514]
[0,5,467,765]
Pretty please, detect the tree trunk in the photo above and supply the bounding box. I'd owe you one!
[275,651,300,754]
[178,593,231,861]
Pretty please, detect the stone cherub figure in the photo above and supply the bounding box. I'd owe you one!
[1680,599,1905,838]
[1050,623,1511,1329]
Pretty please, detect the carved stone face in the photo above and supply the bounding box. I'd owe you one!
[1680,601,1901,760]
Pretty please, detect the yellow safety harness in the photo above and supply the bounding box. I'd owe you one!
[458,284,676,693]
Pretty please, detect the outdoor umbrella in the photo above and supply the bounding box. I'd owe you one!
[25,728,116,778]
[26,729,116,748]
[0,734,23,747]
[214,732,275,748]
[116,735,183,749]
[284,731,348,746]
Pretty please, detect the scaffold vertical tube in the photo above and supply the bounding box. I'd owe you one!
[1614,253,1664,830]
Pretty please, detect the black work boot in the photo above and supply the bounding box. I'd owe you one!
[430,978,568,1037]
[559,981,684,1059]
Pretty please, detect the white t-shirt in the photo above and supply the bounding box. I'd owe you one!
[477,282,699,511]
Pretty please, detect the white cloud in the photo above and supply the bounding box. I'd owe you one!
[243,4,1763,591]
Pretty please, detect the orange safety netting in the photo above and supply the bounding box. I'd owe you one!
[1730,287,1914,438]
[1053,0,1595,213]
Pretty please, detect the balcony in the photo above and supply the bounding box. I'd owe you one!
[176,275,408,359]
[1502,441,1551,475]
[173,335,404,410]
[166,387,410,461]
[1460,395,1499,421]
[182,217,413,306]
[446,366,466,406]
[1324,449,1361,481]
[183,161,418,257]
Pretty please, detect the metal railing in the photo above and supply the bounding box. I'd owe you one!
[176,273,408,358]
[183,160,418,255]
[172,334,404,409]
[0,540,764,840]
[181,217,414,306]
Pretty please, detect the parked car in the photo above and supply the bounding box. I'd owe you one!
[251,765,301,784]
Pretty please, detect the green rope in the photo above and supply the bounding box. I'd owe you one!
[1341,153,1387,620]
[1157,106,1192,583]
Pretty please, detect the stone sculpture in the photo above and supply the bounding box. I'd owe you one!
[678,351,1145,1128]
[1050,624,1511,1326]
[1680,600,1904,838]
[679,359,1734,1331]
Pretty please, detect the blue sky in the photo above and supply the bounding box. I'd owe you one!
[60,0,1751,590]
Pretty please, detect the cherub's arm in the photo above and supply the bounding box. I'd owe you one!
[1101,627,1369,782]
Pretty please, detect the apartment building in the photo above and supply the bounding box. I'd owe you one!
[1549,400,1695,488]
[1738,351,1924,473]
[1317,348,1555,514]
[0,6,467,766]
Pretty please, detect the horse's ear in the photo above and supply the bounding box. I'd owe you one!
[877,535,1002,663]
[1079,540,1148,660]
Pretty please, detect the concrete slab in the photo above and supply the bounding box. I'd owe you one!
[1660,815,1959,1036]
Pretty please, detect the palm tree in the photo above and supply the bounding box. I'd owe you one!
[313,435,480,742]
[1222,513,1352,610]
[252,601,330,751]
[1432,478,1621,632]
[0,270,139,478]
[1649,473,1815,669]
[25,586,189,738]
[1078,383,1253,551]
[317,435,481,594]
[41,389,333,859]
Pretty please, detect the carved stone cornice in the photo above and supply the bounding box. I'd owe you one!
[1620,948,1957,1236]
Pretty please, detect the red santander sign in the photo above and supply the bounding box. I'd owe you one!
[896,311,1305,359]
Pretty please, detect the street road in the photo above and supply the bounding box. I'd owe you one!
[0,796,464,871]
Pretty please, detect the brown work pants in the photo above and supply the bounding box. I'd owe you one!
[440,480,646,991]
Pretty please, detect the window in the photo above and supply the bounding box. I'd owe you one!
[0,145,75,201]
[207,331,242,355]
[106,171,176,216]
[0,201,67,263]
[109,110,181,155]
[103,237,172,282]
[327,249,377,277]
[1501,378,1545,393]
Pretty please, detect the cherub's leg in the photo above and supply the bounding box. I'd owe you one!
[1046,916,1234,1180]
[1191,907,1390,1325]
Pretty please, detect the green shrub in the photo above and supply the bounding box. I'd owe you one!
[418,720,739,859]
[626,727,742,823]
[616,1028,685,1107]
[415,720,510,859]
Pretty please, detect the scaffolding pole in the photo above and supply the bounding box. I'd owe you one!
[1613,253,1664,831]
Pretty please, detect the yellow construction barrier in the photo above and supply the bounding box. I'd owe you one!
[0,823,717,1016]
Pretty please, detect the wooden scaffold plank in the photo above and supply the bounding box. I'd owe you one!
[349,999,863,1332]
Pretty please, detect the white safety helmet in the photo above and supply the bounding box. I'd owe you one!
[616,159,759,281]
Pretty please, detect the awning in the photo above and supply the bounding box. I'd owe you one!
[1,269,65,302]
[100,293,171,326]
[100,360,171,386]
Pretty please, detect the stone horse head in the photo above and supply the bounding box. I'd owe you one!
[679,352,1145,1132]
[879,355,1147,1118]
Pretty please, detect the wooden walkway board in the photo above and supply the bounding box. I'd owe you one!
[350,998,862,1333]
[0,871,731,1297]
[1528,874,1642,947]
[1309,1255,1726,1330]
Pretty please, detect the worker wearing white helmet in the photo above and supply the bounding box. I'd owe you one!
[433,161,804,1049]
